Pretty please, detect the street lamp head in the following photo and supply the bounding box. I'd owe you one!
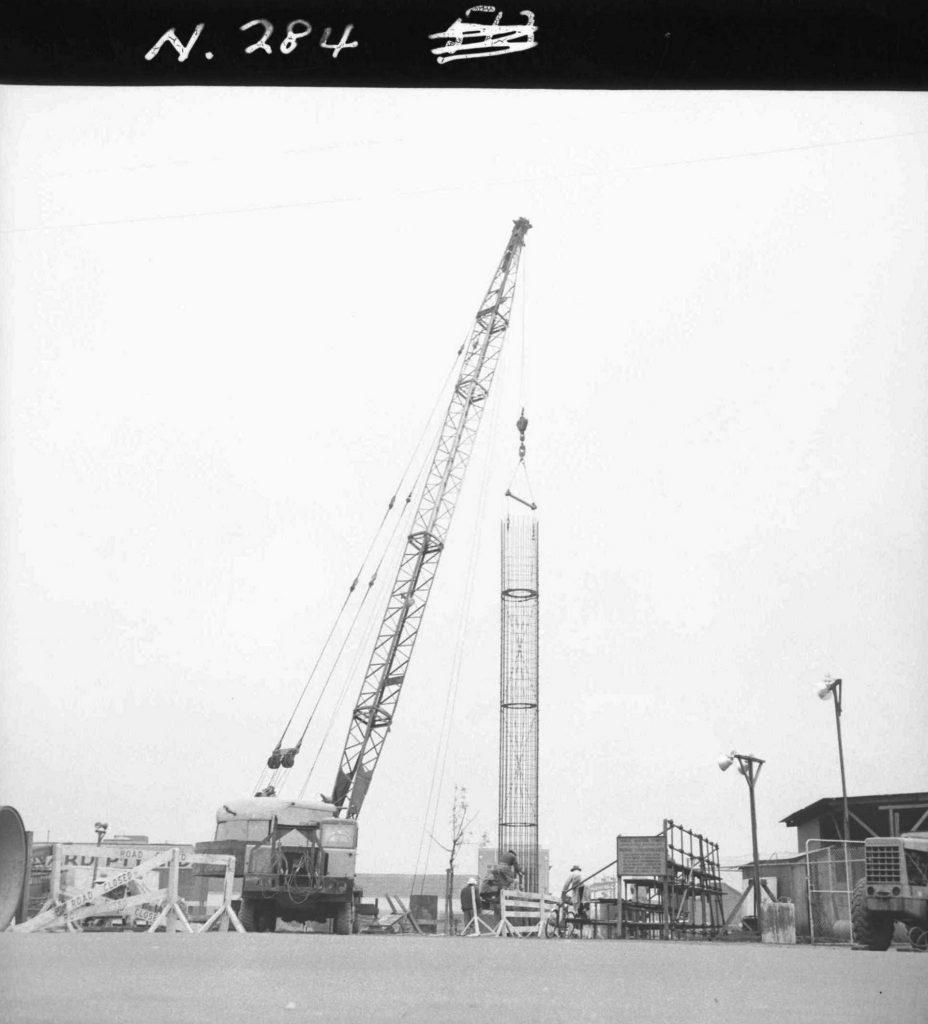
[817,675,841,700]
[717,752,735,772]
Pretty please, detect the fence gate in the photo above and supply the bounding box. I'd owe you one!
[805,839,865,945]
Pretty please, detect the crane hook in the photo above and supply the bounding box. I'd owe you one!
[516,408,528,462]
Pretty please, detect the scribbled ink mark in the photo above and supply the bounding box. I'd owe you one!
[429,6,537,64]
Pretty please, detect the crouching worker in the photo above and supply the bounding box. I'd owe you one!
[478,850,524,910]
[498,849,524,891]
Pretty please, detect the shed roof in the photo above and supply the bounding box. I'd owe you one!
[781,792,928,827]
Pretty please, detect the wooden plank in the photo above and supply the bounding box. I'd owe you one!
[849,810,879,838]
[67,889,166,926]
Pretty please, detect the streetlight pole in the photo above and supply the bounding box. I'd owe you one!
[718,751,765,929]
[91,821,108,886]
[818,676,850,841]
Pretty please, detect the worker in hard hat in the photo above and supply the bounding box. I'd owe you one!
[460,877,480,919]
[562,865,585,909]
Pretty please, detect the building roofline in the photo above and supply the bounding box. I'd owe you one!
[781,792,928,827]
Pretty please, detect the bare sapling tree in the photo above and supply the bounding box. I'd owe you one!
[432,785,478,934]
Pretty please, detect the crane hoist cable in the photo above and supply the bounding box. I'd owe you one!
[295,474,429,799]
[295,510,414,799]
[276,400,444,799]
[329,218,532,821]
[519,245,528,405]
[292,397,451,793]
[258,478,422,797]
[255,338,470,789]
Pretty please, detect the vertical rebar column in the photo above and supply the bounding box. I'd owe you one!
[499,514,539,893]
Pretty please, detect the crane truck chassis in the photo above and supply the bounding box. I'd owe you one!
[194,798,371,933]
[851,832,928,951]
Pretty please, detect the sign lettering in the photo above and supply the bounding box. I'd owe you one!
[616,836,666,877]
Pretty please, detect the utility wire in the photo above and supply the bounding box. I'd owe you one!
[3,129,924,235]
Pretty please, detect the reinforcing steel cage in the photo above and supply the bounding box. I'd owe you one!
[499,515,539,894]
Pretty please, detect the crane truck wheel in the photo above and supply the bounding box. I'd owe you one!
[238,899,259,933]
[851,878,894,950]
[258,905,277,933]
[334,902,354,935]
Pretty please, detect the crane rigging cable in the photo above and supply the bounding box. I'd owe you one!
[260,515,416,796]
[286,475,427,795]
[295,534,406,799]
[294,463,434,799]
[330,218,532,820]
[256,415,444,797]
[263,350,462,797]
[252,219,531,818]
[519,246,529,408]
[253,335,471,792]
[293,391,460,796]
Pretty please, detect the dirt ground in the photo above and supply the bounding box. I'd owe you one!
[1,933,925,1024]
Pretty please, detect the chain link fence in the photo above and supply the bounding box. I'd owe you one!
[805,839,865,945]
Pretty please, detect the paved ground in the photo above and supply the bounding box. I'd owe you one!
[1,934,925,1024]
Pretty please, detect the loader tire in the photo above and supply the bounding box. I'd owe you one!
[851,879,893,950]
[334,901,354,935]
[239,899,258,933]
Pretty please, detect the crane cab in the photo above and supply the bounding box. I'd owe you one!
[194,797,362,933]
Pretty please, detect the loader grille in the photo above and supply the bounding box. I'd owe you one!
[866,844,902,884]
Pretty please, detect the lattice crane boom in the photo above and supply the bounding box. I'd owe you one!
[330,217,531,817]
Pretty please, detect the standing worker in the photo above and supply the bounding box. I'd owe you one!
[562,865,584,908]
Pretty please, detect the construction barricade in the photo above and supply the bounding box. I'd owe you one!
[461,887,559,938]
[8,845,243,934]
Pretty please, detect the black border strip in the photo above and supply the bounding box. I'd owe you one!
[1,1,927,89]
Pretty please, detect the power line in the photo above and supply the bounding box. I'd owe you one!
[1,129,923,236]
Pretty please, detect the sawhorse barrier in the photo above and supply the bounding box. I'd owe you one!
[8,847,243,934]
[462,887,559,937]
[499,890,560,937]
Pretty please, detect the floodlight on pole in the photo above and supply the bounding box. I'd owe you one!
[817,675,850,842]
[91,821,108,885]
[718,750,765,930]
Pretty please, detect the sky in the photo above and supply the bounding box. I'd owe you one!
[1,86,927,888]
